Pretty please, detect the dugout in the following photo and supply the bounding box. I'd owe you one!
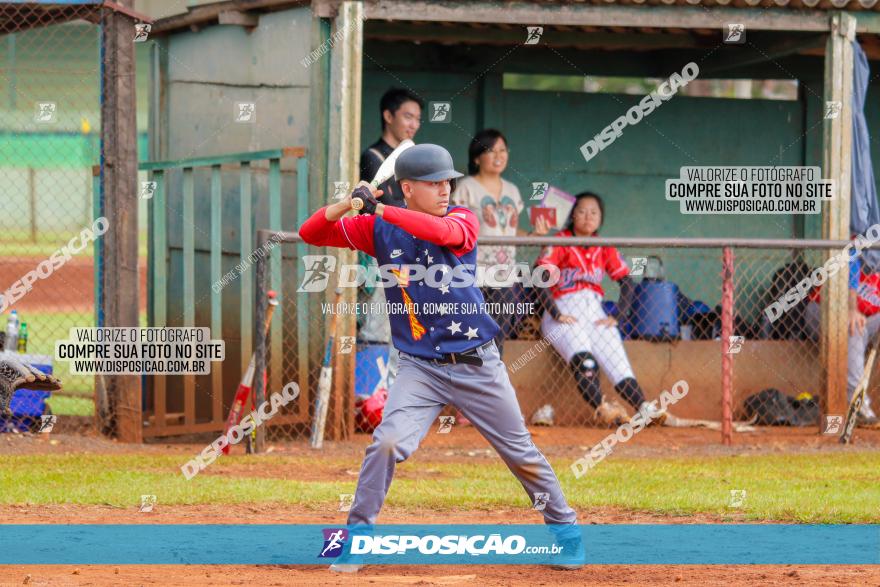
[146,0,880,438]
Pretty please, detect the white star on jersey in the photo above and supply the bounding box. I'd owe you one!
[447,321,462,335]
[439,284,450,294]
[464,327,479,340]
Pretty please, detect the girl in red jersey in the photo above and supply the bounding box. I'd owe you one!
[535,192,666,427]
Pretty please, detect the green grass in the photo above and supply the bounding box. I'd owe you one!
[47,394,93,416]
[2,452,879,523]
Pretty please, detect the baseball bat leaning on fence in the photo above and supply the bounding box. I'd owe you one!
[221,290,278,455]
[310,287,344,449]
[840,333,880,444]
[350,138,414,211]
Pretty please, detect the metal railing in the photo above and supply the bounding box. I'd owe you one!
[252,230,864,450]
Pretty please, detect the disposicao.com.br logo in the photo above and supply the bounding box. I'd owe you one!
[297,255,560,292]
[321,530,561,557]
[319,528,349,558]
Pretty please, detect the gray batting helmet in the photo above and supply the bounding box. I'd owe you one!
[394,143,464,182]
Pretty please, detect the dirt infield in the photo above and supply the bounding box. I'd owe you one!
[5,561,873,586]
[4,425,880,585]
[0,257,145,312]
[1,506,877,586]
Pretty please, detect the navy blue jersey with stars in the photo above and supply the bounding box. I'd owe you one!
[299,204,500,359]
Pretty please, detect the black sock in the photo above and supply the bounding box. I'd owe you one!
[614,378,646,409]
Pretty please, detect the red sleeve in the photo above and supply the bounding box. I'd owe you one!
[535,243,566,269]
[298,207,376,257]
[604,247,630,281]
[380,206,479,256]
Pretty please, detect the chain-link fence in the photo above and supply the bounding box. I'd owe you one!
[253,230,867,446]
[0,3,108,423]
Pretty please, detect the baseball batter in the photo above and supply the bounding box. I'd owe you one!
[535,192,666,426]
[299,144,581,572]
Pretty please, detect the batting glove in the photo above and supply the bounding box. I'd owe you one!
[351,184,380,215]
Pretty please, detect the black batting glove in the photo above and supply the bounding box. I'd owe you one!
[351,185,379,215]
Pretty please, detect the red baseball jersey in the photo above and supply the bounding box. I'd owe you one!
[807,254,872,314]
[808,270,880,317]
[535,229,630,299]
[856,272,880,317]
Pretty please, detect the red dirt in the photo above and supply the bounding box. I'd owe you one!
[4,426,880,585]
[4,562,871,587]
[0,257,146,312]
[0,506,875,586]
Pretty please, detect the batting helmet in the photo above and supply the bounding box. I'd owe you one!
[355,388,388,433]
[394,143,464,183]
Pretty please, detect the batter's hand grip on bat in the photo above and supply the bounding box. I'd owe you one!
[350,183,379,214]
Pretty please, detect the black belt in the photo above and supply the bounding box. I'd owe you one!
[431,340,494,367]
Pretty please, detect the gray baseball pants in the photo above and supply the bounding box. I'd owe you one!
[805,300,879,409]
[346,340,578,527]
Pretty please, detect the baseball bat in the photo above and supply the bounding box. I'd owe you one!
[840,333,880,444]
[222,290,278,455]
[310,287,344,448]
[350,138,414,211]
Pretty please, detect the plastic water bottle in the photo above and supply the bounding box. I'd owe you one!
[17,322,28,353]
[4,311,19,352]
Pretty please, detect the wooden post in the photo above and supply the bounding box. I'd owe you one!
[821,12,856,425]
[326,1,363,440]
[295,157,311,430]
[100,1,142,442]
[210,165,223,427]
[305,14,331,441]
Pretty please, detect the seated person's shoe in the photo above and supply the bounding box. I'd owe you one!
[594,400,629,427]
[638,401,667,426]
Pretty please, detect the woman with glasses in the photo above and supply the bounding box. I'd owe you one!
[535,191,667,427]
[452,129,550,353]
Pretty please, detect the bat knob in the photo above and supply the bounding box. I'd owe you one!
[267,290,277,299]
[351,198,364,211]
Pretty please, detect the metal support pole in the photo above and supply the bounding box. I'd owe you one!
[721,247,734,446]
